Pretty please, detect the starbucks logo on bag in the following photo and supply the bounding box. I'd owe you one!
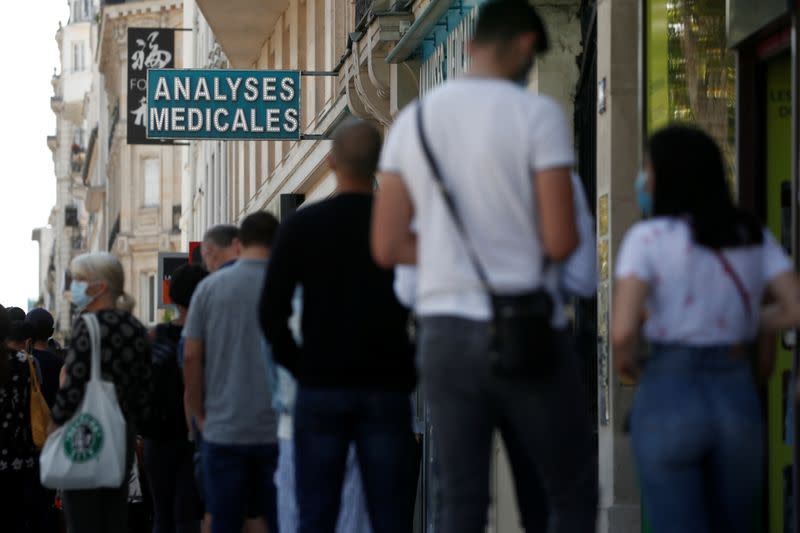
[64,414,104,463]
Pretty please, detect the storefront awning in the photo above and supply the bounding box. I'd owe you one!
[196,0,289,67]
[385,0,451,63]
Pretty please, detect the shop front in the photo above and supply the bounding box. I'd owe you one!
[728,2,799,532]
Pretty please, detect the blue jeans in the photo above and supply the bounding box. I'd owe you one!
[631,344,764,533]
[276,437,373,533]
[294,387,414,533]
[201,441,278,533]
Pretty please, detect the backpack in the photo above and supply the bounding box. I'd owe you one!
[138,324,186,440]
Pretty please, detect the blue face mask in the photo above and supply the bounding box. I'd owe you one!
[70,280,94,311]
[635,170,653,217]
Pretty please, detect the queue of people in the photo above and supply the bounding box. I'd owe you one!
[0,1,798,533]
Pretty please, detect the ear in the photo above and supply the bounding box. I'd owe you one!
[327,153,337,171]
[88,280,108,297]
[517,33,536,54]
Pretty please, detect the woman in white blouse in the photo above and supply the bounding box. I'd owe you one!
[613,125,800,533]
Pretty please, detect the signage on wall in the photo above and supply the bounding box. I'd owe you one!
[146,70,301,140]
[128,28,176,145]
[157,252,188,308]
[419,7,477,96]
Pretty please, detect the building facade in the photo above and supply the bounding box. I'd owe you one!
[47,1,98,339]
[95,0,184,327]
[42,0,186,334]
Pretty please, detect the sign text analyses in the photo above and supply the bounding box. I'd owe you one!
[147,70,301,140]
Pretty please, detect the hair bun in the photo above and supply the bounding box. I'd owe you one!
[116,293,136,313]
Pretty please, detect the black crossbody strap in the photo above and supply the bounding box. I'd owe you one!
[415,101,492,291]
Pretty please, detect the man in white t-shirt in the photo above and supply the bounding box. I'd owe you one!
[372,1,597,532]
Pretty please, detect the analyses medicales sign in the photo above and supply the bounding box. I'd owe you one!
[147,70,301,141]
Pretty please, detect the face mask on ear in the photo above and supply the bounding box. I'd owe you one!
[635,170,653,217]
[70,280,95,311]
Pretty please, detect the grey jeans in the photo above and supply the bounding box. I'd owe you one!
[418,316,597,533]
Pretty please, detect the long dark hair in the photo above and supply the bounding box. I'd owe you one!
[649,124,762,249]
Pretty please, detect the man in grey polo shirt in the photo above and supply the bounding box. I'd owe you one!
[183,211,280,533]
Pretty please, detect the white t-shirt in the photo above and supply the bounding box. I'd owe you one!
[379,78,574,321]
[615,218,792,345]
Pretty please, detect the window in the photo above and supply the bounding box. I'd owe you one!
[140,273,157,325]
[71,42,85,72]
[645,0,735,177]
[143,158,161,207]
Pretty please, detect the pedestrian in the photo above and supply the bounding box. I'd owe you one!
[200,225,240,273]
[193,224,241,533]
[25,308,63,409]
[371,0,597,531]
[392,171,595,533]
[183,212,280,533]
[5,307,33,354]
[50,252,153,533]
[560,172,597,299]
[612,125,800,533]
[261,119,416,533]
[24,308,63,533]
[142,263,207,533]
[0,304,39,533]
[269,289,374,533]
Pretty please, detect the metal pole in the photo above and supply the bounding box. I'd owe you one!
[300,71,340,77]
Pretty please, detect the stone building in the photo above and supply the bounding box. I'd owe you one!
[46,0,97,338]
[93,0,184,326]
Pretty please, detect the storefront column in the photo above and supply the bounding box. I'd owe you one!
[596,0,641,532]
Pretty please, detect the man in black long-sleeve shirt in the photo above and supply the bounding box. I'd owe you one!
[260,119,415,533]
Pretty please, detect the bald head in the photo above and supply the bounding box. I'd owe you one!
[330,119,382,184]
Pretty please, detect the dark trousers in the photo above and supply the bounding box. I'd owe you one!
[0,469,38,533]
[144,439,203,533]
[201,440,278,533]
[62,479,130,533]
[294,387,414,533]
[419,317,597,533]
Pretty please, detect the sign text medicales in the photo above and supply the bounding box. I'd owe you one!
[147,70,301,140]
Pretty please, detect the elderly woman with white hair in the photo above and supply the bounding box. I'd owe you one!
[50,252,152,533]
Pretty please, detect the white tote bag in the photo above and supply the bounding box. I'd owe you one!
[40,313,128,490]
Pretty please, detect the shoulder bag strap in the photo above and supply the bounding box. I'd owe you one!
[415,101,492,291]
[26,353,41,393]
[82,314,103,382]
[714,251,753,319]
